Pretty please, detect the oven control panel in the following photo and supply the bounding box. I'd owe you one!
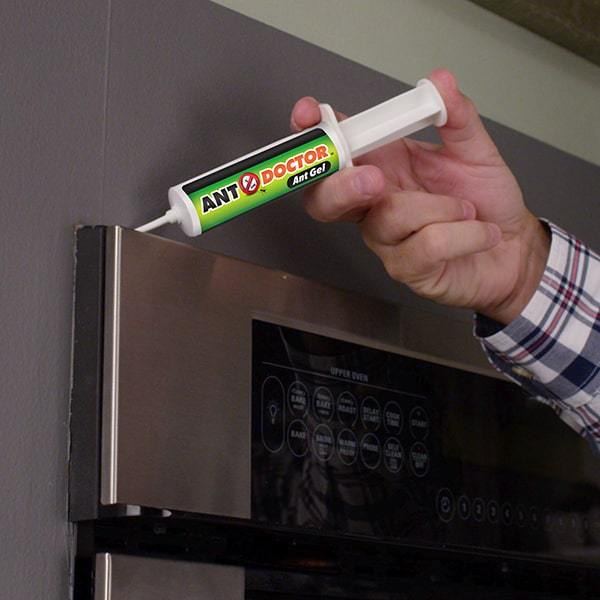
[251,320,600,558]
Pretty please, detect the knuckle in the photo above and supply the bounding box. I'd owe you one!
[383,259,404,283]
[421,226,447,262]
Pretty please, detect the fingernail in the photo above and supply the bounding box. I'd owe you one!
[488,223,502,245]
[462,201,476,220]
[354,171,376,196]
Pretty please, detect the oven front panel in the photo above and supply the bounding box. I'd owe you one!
[251,319,600,560]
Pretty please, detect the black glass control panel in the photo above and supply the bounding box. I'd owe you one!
[251,320,600,563]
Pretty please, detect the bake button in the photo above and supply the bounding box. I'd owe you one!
[487,500,499,524]
[337,391,358,427]
[472,498,485,522]
[458,495,470,520]
[361,396,382,431]
[261,376,285,453]
[436,488,455,523]
[287,419,309,457]
[337,428,358,466]
[408,442,430,478]
[383,437,404,474]
[360,433,382,470]
[501,502,513,526]
[383,401,403,435]
[516,505,527,528]
[313,386,334,421]
[409,406,430,440]
[312,424,334,462]
[288,381,309,417]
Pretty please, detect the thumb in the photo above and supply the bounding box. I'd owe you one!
[428,69,502,165]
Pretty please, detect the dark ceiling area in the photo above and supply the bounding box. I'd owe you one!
[470,0,600,66]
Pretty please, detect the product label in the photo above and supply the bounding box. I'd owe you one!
[182,129,339,232]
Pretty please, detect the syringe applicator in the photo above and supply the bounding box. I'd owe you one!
[136,79,446,236]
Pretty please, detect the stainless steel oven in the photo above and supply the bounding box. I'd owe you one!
[71,226,600,598]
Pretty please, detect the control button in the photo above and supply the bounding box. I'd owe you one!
[337,391,358,427]
[409,406,430,440]
[361,397,382,431]
[337,429,358,466]
[287,419,309,457]
[313,387,334,422]
[261,376,285,453]
[436,488,455,523]
[312,424,334,462]
[408,442,430,478]
[501,502,513,526]
[383,401,403,435]
[516,505,527,528]
[458,495,470,520]
[288,381,309,417]
[543,509,553,531]
[383,437,404,473]
[472,498,485,522]
[530,506,539,530]
[487,500,499,524]
[360,433,382,470]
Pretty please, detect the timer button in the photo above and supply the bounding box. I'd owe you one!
[501,502,514,526]
[472,498,485,522]
[516,505,527,528]
[487,500,499,524]
[530,506,540,530]
[458,495,470,520]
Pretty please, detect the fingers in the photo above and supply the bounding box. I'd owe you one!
[290,96,347,132]
[303,165,386,222]
[374,220,502,286]
[360,191,476,246]
[428,69,502,165]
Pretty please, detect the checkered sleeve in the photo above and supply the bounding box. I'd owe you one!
[474,221,600,452]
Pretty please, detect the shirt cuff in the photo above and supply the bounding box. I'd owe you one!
[474,221,600,447]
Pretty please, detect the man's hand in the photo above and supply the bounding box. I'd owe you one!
[290,69,550,325]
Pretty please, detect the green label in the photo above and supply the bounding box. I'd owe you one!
[183,130,339,232]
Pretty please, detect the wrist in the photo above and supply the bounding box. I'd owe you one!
[483,215,550,325]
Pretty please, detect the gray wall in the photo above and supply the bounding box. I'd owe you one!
[1,2,599,599]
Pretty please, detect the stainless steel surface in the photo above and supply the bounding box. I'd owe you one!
[94,553,244,600]
[103,226,495,516]
[94,554,111,600]
[102,227,122,505]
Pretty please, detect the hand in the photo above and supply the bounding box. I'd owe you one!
[290,69,550,324]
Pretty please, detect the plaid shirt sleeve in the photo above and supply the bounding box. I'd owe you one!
[474,221,600,452]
